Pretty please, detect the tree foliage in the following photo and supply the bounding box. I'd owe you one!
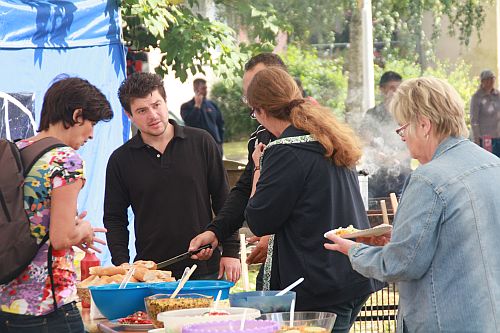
[120,0,279,82]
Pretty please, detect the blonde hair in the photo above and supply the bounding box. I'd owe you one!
[389,77,469,138]
[247,67,362,167]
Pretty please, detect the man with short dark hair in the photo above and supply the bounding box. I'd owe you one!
[189,53,286,291]
[470,69,500,157]
[103,72,241,282]
[360,71,411,199]
[181,78,224,154]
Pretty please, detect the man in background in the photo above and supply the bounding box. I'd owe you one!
[359,71,411,199]
[181,78,225,155]
[470,69,500,157]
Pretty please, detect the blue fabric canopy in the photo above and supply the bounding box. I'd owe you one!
[0,0,132,265]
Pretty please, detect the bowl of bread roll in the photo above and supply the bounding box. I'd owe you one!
[85,260,176,320]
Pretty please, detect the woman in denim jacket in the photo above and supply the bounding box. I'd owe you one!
[325,77,500,332]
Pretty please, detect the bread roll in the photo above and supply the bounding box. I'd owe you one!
[89,266,127,276]
[79,275,100,288]
[133,260,157,270]
[143,270,174,282]
[133,267,149,282]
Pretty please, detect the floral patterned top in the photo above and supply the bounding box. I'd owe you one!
[0,140,85,316]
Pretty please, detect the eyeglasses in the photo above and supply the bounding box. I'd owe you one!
[395,123,410,137]
[250,108,257,119]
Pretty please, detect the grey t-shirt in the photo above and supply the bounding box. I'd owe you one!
[470,88,500,141]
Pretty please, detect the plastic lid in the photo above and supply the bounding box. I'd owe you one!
[182,319,279,333]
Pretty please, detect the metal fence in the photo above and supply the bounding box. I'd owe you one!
[351,283,398,333]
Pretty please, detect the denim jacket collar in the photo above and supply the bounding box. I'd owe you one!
[432,136,467,161]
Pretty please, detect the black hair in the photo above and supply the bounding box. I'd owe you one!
[379,71,402,87]
[193,78,207,89]
[38,75,113,131]
[118,72,166,114]
[244,53,288,72]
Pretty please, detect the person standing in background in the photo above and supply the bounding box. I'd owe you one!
[181,78,225,155]
[470,69,500,157]
[359,71,411,198]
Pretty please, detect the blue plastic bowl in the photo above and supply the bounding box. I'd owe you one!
[147,280,234,300]
[229,290,296,313]
[88,283,151,320]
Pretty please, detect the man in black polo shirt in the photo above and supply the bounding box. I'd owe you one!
[103,72,240,281]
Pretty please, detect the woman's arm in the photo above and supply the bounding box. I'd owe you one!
[329,174,444,282]
[49,179,93,250]
[245,146,304,236]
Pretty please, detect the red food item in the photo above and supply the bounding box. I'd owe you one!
[203,310,230,316]
[118,311,152,325]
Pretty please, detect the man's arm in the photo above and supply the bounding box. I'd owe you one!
[103,153,131,266]
[180,99,202,125]
[206,127,269,242]
[207,163,253,242]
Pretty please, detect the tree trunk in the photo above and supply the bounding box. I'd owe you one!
[345,2,364,130]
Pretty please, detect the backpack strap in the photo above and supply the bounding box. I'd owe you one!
[20,137,66,311]
[20,137,66,176]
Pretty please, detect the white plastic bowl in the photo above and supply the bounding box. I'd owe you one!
[157,307,260,333]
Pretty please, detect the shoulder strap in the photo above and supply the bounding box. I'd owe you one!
[259,134,317,168]
[20,137,66,176]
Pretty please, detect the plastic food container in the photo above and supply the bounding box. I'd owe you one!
[229,290,296,313]
[88,283,150,320]
[260,311,337,332]
[157,307,261,333]
[145,293,214,328]
[182,319,279,333]
[148,280,234,300]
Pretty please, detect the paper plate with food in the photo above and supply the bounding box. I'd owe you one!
[324,224,392,239]
[112,311,154,331]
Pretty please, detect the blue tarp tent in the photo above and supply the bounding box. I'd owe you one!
[0,0,132,265]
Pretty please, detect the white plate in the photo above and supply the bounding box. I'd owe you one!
[325,224,393,239]
[110,320,154,331]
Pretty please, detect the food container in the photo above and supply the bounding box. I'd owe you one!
[229,290,296,313]
[88,283,150,320]
[157,307,261,333]
[148,280,234,300]
[145,293,214,328]
[182,319,279,333]
[260,311,337,332]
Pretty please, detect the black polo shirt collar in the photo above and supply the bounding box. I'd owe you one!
[128,119,186,149]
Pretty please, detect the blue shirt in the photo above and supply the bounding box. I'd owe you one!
[349,137,500,332]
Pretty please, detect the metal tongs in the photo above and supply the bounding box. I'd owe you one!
[156,244,212,269]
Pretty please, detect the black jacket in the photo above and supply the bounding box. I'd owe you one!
[207,125,274,240]
[245,125,380,310]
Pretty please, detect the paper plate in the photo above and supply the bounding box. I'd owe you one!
[325,224,392,239]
